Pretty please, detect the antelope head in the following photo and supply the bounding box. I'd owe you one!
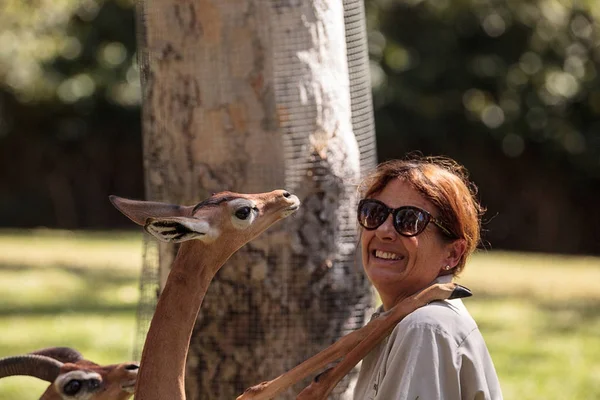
[0,347,139,400]
[109,190,300,269]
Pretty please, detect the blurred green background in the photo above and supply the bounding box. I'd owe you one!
[0,0,599,399]
[1,0,599,253]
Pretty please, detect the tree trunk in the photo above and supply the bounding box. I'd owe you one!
[136,1,371,398]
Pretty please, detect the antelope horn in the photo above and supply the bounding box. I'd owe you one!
[238,282,471,400]
[30,347,84,364]
[0,354,64,382]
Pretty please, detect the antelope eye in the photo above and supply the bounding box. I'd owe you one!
[235,206,252,220]
[63,379,82,396]
[88,378,101,390]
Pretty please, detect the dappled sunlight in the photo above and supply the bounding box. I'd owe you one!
[0,268,83,308]
[460,250,600,400]
[467,298,538,334]
[467,296,600,400]
[0,314,135,360]
[458,250,600,301]
[0,267,138,314]
[0,229,143,271]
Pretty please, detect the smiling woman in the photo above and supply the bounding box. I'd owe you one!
[353,155,503,400]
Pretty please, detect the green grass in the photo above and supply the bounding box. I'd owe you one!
[0,229,599,399]
[0,229,142,400]
[459,251,600,400]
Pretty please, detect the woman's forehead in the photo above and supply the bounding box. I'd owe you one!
[374,178,436,212]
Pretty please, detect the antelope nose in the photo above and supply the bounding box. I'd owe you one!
[125,364,139,370]
[283,191,291,198]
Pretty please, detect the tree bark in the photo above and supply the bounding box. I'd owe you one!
[137,1,371,398]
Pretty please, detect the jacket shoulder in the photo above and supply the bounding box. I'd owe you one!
[392,299,479,346]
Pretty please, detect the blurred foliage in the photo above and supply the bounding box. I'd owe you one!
[0,0,143,229]
[0,0,598,254]
[365,0,600,253]
[0,0,139,106]
[367,0,600,178]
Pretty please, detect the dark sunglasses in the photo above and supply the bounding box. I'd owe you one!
[357,199,456,238]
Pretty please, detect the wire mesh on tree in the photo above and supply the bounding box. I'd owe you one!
[343,0,377,178]
[132,235,159,361]
[132,1,378,399]
[269,1,377,395]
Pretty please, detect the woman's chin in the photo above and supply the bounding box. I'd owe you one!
[367,266,406,289]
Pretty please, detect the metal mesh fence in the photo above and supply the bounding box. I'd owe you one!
[133,1,378,398]
[132,235,159,361]
[343,0,378,178]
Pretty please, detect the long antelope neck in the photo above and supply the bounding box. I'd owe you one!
[133,242,219,400]
[238,282,471,400]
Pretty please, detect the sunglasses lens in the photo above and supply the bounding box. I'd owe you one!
[358,201,388,229]
[394,208,428,236]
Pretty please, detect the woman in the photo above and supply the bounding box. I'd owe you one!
[353,156,503,400]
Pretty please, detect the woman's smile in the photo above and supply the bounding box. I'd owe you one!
[372,249,404,261]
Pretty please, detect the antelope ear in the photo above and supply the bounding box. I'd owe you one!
[144,217,218,243]
[109,195,192,226]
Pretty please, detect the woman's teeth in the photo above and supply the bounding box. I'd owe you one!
[374,250,402,260]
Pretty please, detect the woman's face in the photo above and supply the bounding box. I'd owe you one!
[360,178,460,310]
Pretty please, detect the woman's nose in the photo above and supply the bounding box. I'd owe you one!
[374,214,397,240]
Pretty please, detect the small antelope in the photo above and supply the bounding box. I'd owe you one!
[109,190,300,400]
[0,347,139,400]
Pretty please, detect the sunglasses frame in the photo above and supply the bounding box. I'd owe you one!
[357,198,456,238]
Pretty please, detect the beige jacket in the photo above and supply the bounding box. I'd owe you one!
[353,278,503,400]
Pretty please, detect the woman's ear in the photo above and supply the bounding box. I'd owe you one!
[443,239,467,271]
